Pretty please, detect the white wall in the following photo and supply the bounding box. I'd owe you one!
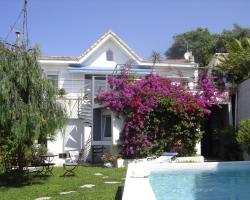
[237,79,250,124]
[112,113,125,145]
[47,129,64,166]
[42,64,85,98]
[83,39,132,67]
[237,79,250,161]
[60,72,85,97]
[47,119,85,165]
[57,99,78,119]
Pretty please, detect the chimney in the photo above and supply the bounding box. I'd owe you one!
[15,31,21,47]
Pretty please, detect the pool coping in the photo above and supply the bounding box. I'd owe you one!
[122,161,250,200]
[122,161,156,200]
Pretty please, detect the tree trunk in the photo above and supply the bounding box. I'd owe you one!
[17,144,25,173]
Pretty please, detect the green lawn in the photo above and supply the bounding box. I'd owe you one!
[0,167,127,200]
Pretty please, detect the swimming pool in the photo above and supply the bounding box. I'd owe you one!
[149,162,250,200]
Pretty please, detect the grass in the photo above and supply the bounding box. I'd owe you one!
[0,166,127,200]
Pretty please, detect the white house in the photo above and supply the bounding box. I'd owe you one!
[38,31,200,165]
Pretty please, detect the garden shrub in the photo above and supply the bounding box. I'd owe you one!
[219,126,242,160]
[97,68,222,159]
[237,119,250,153]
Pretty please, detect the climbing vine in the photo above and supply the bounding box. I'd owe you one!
[97,68,223,158]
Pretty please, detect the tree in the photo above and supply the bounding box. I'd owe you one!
[0,44,66,172]
[150,51,162,64]
[214,24,250,53]
[165,25,250,67]
[215,38,250,84]
[165,28,217,67]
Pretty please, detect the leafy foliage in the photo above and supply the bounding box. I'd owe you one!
[215,38,250,84]
[58,88,66,97]
[0,44,66,172]
[97,69,222,158]
[26,144,47,166]
[219,126,242,160]
[101,153,116,163]
[165,28,216,66]
[237,119,250,153]
[165,25,250,67]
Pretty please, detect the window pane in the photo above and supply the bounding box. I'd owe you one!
[85,75,106,80]
[106,50,113,61]
[102,115,111,138]
[47,75,58,88]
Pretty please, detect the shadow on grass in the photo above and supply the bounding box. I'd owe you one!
[115,186,124,200]
[0,172,49,188]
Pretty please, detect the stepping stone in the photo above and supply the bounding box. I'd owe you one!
[59,191,76,195]
[104,181,122,184]
[102,176,109,179]
[80,184,95,188]
[34,197,51,200]
[94,173,103,176]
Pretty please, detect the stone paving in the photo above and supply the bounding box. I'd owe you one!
[94,173,103,176]
[34,172,124,200]
[104,181,122,184]
[80,184,95,188]
[34,197,51,200]
[59,191,76,195]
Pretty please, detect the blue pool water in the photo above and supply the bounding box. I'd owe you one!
[149,164,250,200]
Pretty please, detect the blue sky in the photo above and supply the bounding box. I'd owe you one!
[0,0,250,59]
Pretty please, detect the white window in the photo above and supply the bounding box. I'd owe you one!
[47,74,58,89]
[101,111,112,140]
[106,49,113,61]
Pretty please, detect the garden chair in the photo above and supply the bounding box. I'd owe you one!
[62,149,84,176]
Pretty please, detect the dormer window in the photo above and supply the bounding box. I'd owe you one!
[106,49,113,61]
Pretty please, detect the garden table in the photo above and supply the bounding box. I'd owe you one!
[38,154,57,175]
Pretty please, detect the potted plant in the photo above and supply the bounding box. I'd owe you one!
[58,88,66,98]
[101,153,116,168]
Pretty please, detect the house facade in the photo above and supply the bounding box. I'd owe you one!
[38,31,200,165]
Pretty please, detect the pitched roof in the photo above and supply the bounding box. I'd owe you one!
[142,59,192,65]
[39,31,143,62]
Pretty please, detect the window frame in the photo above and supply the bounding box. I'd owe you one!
[101,110,112,140]
[106,49,114,61]
[47,73,59,89]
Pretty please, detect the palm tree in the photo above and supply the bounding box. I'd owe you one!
[218,37,250,84]
[151,51,162,64]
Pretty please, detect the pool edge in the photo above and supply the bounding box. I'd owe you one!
[122,161,250,200]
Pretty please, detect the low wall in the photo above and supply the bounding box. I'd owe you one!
[116,156,204,168]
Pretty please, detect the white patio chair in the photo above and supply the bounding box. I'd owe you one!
[65,150,79,163]
[62,149,84,176]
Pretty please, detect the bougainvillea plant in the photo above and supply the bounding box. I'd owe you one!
[97,68,223,158]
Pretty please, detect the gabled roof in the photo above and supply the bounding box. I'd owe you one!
[39,31,143,63]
